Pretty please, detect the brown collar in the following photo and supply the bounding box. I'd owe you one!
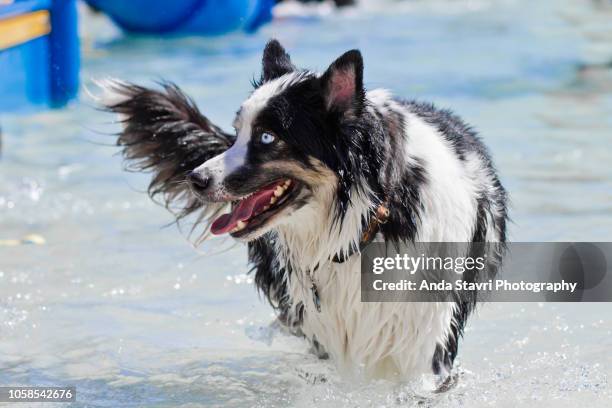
[332,201,390,264]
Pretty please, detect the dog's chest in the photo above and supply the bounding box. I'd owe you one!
[287,257,454,379]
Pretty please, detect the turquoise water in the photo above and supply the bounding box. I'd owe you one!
[1,0,611,406]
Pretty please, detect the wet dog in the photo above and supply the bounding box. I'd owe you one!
[100,39,507,381]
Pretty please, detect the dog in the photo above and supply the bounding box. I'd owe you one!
[100,39,508,382]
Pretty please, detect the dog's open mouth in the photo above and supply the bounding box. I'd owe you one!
[211,179,299,237]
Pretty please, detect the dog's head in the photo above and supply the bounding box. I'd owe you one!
[190,40,368,241]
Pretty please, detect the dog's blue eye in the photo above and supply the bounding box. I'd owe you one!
[260,132,275,144]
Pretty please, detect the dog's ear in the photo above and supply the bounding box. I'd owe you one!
[261,39,295,83]
[320,50,365,116]
[96,80,234,242]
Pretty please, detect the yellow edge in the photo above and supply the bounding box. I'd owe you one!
[0,10,51,51]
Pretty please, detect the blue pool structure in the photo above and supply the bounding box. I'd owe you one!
[0,0,274,113]
[84,0,275,35]
[0,0,79,112]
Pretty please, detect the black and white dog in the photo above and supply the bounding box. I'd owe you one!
[100,40,507,381]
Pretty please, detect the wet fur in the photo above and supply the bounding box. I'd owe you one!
[102,40,508,381]
[102,81,234,239]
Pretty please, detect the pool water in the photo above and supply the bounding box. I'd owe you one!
[1,0,611,406]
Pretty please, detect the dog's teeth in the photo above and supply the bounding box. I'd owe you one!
[284,179,291,187]
[270,196,277,204]
[274,186,284,197]
[236,220,247,230]
[230,227,238,233]
[263,205,270,211]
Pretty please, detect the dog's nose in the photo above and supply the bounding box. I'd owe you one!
[187,170,210,191]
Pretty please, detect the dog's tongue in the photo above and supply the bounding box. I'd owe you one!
[211,181,282,235]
